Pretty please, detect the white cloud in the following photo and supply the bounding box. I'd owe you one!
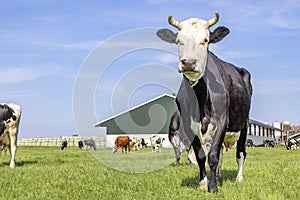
[0,67,60,84]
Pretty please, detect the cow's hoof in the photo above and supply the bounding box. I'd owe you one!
[9,163,15,168]
[236,175,243,182]
[199,177,208,191]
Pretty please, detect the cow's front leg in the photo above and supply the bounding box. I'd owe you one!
[192,136,207,190]
[208,128,226,193]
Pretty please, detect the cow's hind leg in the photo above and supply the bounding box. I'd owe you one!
[192,136,207,190]
[216,146,224,185]
[236,125,247,182]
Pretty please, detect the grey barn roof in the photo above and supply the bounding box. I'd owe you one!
[249,119,282,132]
[94,93,177,135]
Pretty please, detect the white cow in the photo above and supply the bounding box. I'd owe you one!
[150,135,165,152]
[0,103,22,168]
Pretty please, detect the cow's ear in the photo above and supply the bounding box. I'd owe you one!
[209,26,230,44]
[156,29,177,44]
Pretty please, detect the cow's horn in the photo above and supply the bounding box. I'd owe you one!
[207,11,219,28]
[168,14,182,30]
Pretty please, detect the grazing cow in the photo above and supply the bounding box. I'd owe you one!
[129,141,136,150]
[264,140,275,147]
[78,140,84,149]
[0,103,22,168]
[141,138,148,148]
[83,139,97,150]
[286,138,300,150]
[61,140,68,150]
[157,12,252,192]
[131,137,143,151]
[112,136,131,153]
[246,139,254,148]
[169,110,197,165]
[150,135,165,152]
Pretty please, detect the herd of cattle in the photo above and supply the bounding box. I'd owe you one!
[111,135,165,153]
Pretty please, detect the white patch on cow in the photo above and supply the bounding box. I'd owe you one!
[224,131,240,151]
[190,117,216,155]
[199,176,208,191]
[188,146,197,164]
[236,152,244,182]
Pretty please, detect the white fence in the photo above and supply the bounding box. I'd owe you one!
[18,136,107,148]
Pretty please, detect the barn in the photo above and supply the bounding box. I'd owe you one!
[94,93,282,148]
[94,94,177,148]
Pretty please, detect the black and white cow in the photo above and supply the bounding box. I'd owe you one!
[169,110,197,165]
[150,135,165,152]
[157,12,252,192]
[264,139,275,147]
[246,139,255,148]
[286,138,300,150]
[0,103,22,168]
[84,139,97,150]
[61,140,68,150]
[78,140,84,149]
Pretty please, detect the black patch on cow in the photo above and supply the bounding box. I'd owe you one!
[0,104,17,137]
[0,122,6,136]
[0,104,17,122]
[156,138,161,144]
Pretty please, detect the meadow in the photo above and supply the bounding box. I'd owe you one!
[0,145,299,200]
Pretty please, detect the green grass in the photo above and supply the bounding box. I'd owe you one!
[0,146,299,200]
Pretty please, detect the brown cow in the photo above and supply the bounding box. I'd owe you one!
[112,136,131,153]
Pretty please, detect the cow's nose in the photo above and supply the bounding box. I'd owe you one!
[180,59,196,71]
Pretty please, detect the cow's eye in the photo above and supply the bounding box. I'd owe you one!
[200,38,208,45]
[177,41,184,46]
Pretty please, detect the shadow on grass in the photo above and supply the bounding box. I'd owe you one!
[181,169,237,188]
[1,160,38,167]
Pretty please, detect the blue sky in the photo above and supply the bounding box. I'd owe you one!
[1,0,300,139]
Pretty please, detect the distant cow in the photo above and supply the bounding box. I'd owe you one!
[129,141,136,150]
[0,103,22,168]
[84,139,97,150]
[61,140,68,150]
[169,110,197,165]
[78,140,84,149]
[264,140,275,147]
[246,139,254,148]
[150,135,165,152]
[112,136,131,153]
[141,138,148,148]
[286,138,300,150]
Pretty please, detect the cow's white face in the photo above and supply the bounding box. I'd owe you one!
[157,12,229,87]
[176,18,210,83]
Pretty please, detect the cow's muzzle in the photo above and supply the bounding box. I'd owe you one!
[179,59,197,72]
